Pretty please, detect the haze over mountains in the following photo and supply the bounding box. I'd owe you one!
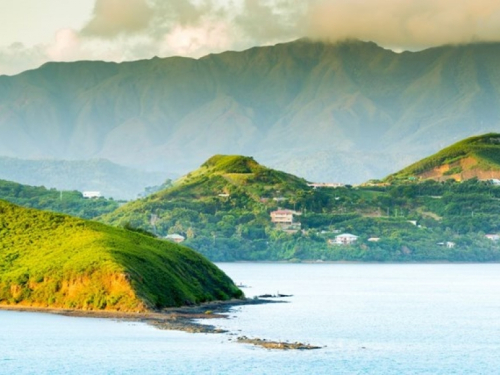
[0,157,166,200]
[1,38,500,184]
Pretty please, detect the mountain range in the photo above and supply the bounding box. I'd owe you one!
[1,39,500,183]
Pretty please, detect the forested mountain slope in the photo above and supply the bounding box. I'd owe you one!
[1,39,499,182]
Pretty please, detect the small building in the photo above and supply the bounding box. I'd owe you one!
[165,234,185,243]
[368,237,380,242]
[82,191,101,199]
[307,183,345,188]
[486,234,500,241]
[270,209,300,225]
[332,233,359,245]
[489,179,500,186]
[446,241,455,249]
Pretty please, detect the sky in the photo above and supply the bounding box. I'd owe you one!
[1,0,500,75]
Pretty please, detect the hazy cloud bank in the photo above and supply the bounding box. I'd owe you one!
[2,0,500,75]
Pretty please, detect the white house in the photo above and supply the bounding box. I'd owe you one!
[307,182,344,188]
[165,234,185,243]
[82,191,101,199]
[486,234,500,241]
[333,233,359,245]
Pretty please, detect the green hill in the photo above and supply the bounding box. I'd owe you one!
[102,154,310,228]
[387,133,500,182]
[102,153,500,263]
[0,178,119,219]
[0,200,242,311]
[101,155,316,259]
[2,39,500,183]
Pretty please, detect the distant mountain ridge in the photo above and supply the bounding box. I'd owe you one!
[1,39,500,182]
[0,157,166,200]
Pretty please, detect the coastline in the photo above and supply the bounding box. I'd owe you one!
[0,298,324,350]
[217,260,500,265]
[0,298,277,334]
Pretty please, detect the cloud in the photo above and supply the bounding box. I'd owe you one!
[3,0,500,76]
[46,29,82,61]
[0,43,46,76]
[160,20,233,58]
[305,0,500,49]
[234,0,307,43]
[81,0,154,37]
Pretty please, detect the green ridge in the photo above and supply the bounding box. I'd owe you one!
[102,153,500,263]
[0,178,119,219]
[0,200,242,311]
[0,157,167,200]
[387,133,500,181]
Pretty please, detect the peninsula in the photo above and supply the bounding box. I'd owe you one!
[0,200,242,312]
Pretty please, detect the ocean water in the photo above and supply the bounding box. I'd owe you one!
[2,263,500,374]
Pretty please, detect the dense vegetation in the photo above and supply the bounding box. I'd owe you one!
[0,178,120,219]
[0,200,242,310]
[101,155,500,262]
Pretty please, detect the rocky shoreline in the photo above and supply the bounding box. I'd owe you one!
[0,298,271,333]
[0,297,322,350]
[236,336,322,350]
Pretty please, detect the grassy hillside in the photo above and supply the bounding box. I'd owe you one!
[102,154,311,228]
[2,40,500,183]
[0,200,242,311]
[0,178,119,219]
[387,133,500,182]
[101,155,317,258]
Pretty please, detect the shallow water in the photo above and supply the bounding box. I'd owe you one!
[2,263,500,374]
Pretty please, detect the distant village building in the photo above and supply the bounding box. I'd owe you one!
[331,233,359,245]
[368,237,380,242]
[270,209,301,232]
[438,241,456,248]
[273,197,287,202]
[486,234,500,241]
[270,209,300,225]
[307,183,345,189]
[165,234,185,243]
[82,191,101,199]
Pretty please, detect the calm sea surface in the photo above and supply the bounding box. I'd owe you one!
[2,263,500,374]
